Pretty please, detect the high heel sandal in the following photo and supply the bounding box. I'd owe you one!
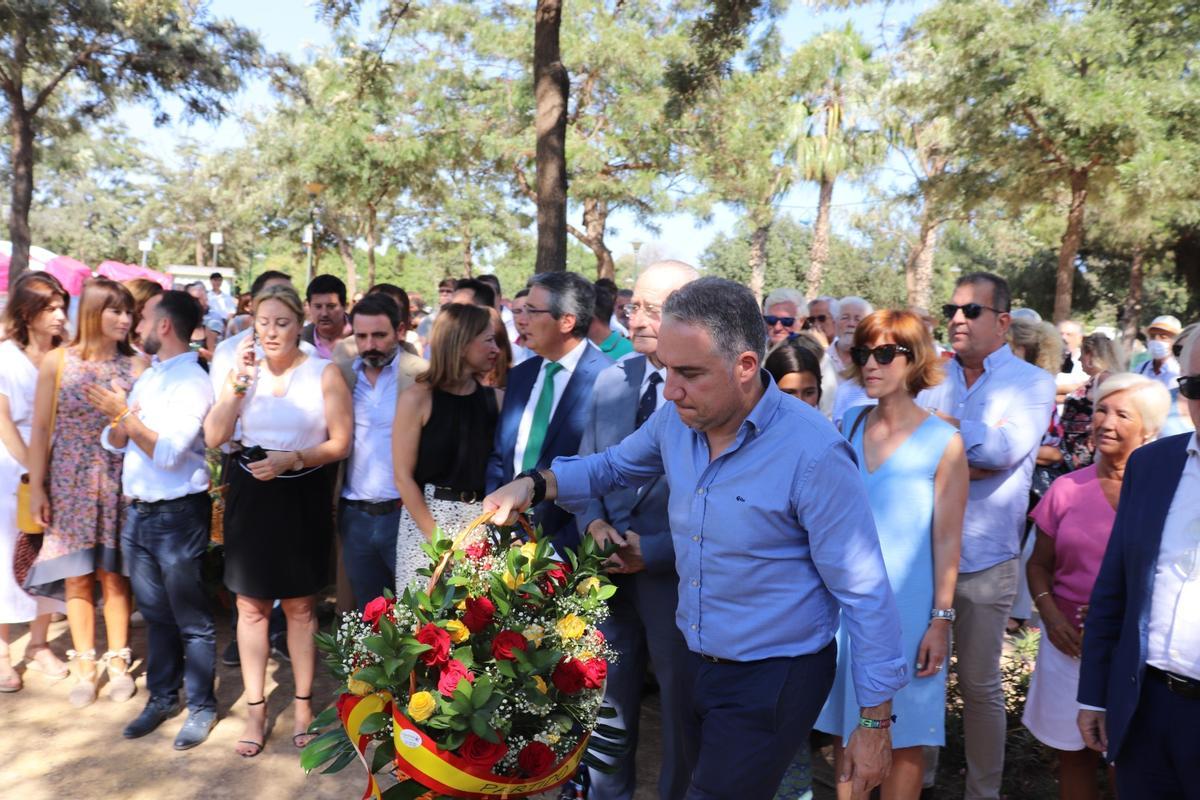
[66,649,98,708]
[101,647,136,703]
[292,694,317,748]
[237,698,267,758]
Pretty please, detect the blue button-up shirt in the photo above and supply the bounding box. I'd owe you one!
[919,344,1056,573]
[553,374,908,708]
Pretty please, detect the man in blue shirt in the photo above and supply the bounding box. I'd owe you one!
[486,277,908,799]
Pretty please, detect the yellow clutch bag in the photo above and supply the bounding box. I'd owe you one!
[16,474,43,534]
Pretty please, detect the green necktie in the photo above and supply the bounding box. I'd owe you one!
[522,361,564,473]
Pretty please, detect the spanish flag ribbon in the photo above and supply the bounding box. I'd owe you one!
[338,691,393,800]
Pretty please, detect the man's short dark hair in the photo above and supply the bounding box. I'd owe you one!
[617,288,633,300]
[528,272,595,340]
[438,277,458,291]
[157,290,203,344]
[477,274,502,302]
[593,281,617,325]
[307,274,347,305]
[250,270,291,296]
[350,292,402,330]
[453,278,497,310]
[210,272,222,281]
[663,277,766,363]
[514,287,530,300]
[366,283,411,327]
[595,277,618,293]
[955,272,1012,313]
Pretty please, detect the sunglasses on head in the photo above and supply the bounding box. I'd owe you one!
[764,315,796,328]
[1178,375,1200,401]
[942,303,1002,320]
[850,344,913,367]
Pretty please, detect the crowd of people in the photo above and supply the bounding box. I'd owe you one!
[0,261,1196,800]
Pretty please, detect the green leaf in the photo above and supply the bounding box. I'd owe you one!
[357,711,388,735]
[496,660,517,678]
[382,779,437,800]
[363,635,389,657]
[321,747,360,774]
[353,665,386,686]
[300,728,350,772]
[597,584,617,601]
[471,675,493,707]
[309,704,339,732]
[371,739,397,773]
[469,713,497,741]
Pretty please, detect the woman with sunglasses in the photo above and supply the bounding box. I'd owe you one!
[814,310,967,800]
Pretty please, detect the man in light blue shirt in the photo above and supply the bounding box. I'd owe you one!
[922,272,1055,800]
[486,277,907,799]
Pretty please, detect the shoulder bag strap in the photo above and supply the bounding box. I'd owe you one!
[846,405,871,444]
[48,348,65,441]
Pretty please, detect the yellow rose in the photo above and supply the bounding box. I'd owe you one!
[532,675,549,694]
[503,571,519,590]
[407,691,437,723]
[576,576,601,596]
[346,678,373,696]
[579,650,595,661]
[445,619,470,644]
[556,613,586,640]
[519,541,538,561]
[523,624,546,646]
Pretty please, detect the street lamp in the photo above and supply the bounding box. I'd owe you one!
[209,231,224,267]
[304,181,327,285]
[631,240,643,273]
[138,239,152,268]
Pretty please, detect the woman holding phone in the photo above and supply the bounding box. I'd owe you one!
[204,284,352,758]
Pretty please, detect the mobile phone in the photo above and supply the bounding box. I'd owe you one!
[243,445,268,463]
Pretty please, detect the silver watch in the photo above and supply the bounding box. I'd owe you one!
[930,608,956,622]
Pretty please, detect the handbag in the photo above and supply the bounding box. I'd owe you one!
[15,349,64,534]
[13,532,42,587]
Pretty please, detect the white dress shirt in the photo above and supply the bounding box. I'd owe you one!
[101,352,213,502]
[1136,356,1181,391]
[207,289,236,319]
[342,357,401,501]
[1146,432,1200,680]
[512,338,591,478]
[209,326,316,395]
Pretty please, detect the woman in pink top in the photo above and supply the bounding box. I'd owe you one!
[1023,373,1171,800]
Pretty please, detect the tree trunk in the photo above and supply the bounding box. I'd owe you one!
[572,197,615,280]
[366,204,377,288]
[805,176,834,298]
[7,104,35,285]
[194,236,205,268]
[1119,244,1144,352]
[334,236,358,301]
[462,227,473,278]
[1053,170,1089,323]
[905,211,939,309]
[749,223,769,306]
[534,0,568,273]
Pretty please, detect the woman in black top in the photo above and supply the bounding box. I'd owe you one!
[392,304,501,591]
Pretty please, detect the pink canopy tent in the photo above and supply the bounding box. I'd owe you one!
[96,260,173,290]
[44,255,93,296]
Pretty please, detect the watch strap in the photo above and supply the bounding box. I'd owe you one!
[516,469,546,507]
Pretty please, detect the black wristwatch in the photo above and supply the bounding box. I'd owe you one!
[515,469,547,507]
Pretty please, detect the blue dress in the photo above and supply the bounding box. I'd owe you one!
[814,409,958,748]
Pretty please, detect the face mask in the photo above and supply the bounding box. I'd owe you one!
[1147,339,1172,360]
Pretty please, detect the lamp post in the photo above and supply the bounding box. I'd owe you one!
[631,240,643,274]
[138,239,152,268]
[304,181,326,285]
[210,231,223,267]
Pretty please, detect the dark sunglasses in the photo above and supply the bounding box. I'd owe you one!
[764,315,796,328]
[810,314,829,323]
[850,344,913,367]
[942,303,1003,320]
[1178,375,1200,401]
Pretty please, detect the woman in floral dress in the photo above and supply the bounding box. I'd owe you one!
[26,278,142,707]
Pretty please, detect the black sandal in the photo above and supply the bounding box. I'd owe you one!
[293,695,317,748]
[237,698,266,758]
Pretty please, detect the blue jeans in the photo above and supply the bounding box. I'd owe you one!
[121,493,216,711]
[338,501,401,610]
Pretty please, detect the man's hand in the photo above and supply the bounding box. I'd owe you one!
[841,724,892,797]
[607,530,645,574]
[587,519,628,572]
[483,478,536,526]
[1077,709,1107,753]
[83,379,128,419]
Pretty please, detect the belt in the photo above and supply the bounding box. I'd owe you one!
[698,654,741,665]
[1147,665,1200,700]
[131,492,208,514]
[342,498,401,516]
[430,486,483,504]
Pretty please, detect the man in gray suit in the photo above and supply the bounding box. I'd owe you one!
[577,261,699,800]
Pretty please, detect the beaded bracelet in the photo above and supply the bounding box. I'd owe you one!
[858,714,897,730]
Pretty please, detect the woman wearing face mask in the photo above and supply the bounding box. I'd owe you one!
[1022,373,1170,800]
[392,304,501,593]
[25,277,141,708]
[204,284,352,758]
[814,310,967,800]
[0,273,71,692]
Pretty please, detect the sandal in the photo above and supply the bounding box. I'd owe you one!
[25,644,69,681]
[292,694,317,748]
[102,647,136,703]
[66,649,98,708]
[0,653,21,693]
[236,698,267,758]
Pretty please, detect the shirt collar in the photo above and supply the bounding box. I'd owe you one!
[150,351,200,373]
[1188,432,1199,458]
[353,352,400,377]
[599,330,624,353]
[951,342,1016,374]
[742,370,782,436]
[550,337,589,373]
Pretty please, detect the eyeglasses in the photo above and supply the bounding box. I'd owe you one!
[810,314,829,324]
[942,303,1003,320]
[1178,375,1200,400]
[850,344,913,367]
[513,306,554,318]
[763,315,796,328]
[622,302,662,320]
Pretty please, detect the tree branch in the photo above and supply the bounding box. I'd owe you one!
[1019,108,1067,167]
[566,220,590,245]
[512,162,537,202]
[31,42,105,115]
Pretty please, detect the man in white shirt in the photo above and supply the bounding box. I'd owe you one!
[206,272,236,319]
[828,296,875,424]
[1055,319,1087,403]
[87,291,217,750]
[338,294,425,609]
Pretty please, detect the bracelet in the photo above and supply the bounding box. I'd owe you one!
[858,714,897,730]
[515,469,546,507]
[110,408,133,429]
[1033,591,1052,604]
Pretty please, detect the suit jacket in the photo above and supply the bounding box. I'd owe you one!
[485,341,609,551]
[1078,432,1192,762]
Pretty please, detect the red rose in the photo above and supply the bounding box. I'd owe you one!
[490,630,528,661]
[551,657,587,695]
[415,622,451,667]
[465,540,491,560]
[437,659,475,697]
[458,731,508,771]
[362,596,394,628]
[517,741,557,777]
[541,562,572,595]
[582,658,607,689]
[462,596,496,633]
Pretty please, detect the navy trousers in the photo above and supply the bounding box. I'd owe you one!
[338,501,401,610]
[681,642,836,800]
[121,493,216,712]
[587,574,691,800]
[1115,675,1200,799]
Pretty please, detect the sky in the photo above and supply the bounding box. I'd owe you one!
[118,0,931,269]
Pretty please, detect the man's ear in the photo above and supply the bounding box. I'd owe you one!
[558,313,576,336]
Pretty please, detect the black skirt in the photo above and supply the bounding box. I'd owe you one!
[223,458,334,599]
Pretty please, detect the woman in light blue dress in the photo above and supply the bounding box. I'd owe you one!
[814,310,966,800]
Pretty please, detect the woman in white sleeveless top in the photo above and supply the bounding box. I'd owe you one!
[204,284,351,758]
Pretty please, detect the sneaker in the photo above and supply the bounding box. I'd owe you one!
[174,707,218,750]
[123,697,182,739]
[221,639,239,667]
